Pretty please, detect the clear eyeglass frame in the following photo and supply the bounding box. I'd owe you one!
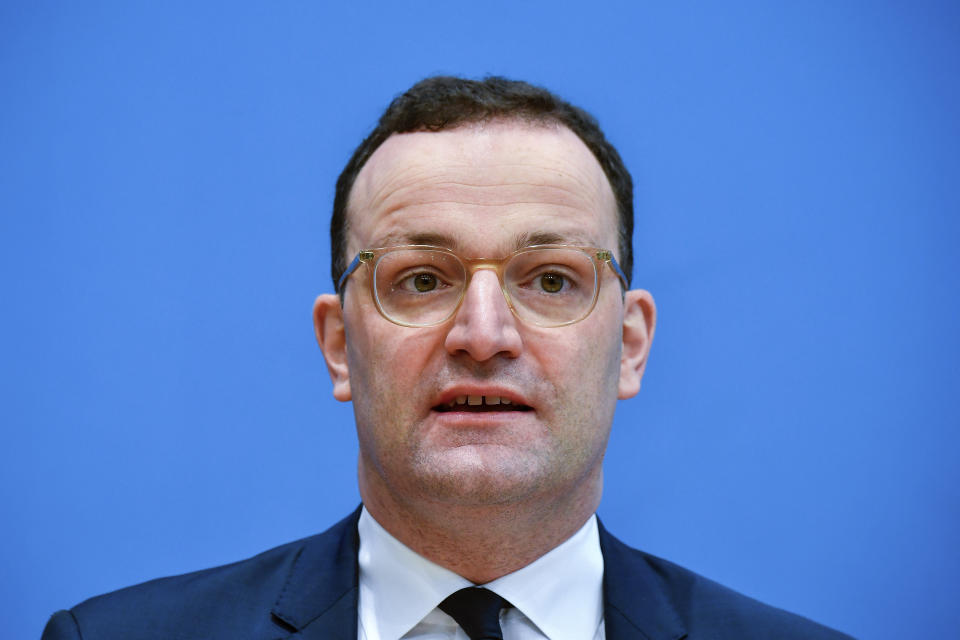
[336,244,629,328]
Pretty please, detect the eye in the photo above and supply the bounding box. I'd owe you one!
[539,273,565,293]
[412,273,437,292]
[396,271,445,293]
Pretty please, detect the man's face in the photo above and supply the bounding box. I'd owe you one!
[315,121,654,512]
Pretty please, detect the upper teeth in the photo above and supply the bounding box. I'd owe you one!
[450,395,512,407]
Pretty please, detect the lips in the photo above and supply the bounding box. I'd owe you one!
[432,390,533,413]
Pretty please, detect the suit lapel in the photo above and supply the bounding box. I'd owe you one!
[599,520,688,640]
[271,507,362,640]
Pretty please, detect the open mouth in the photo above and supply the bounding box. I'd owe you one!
[433,395,533,413]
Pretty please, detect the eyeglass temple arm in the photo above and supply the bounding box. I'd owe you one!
[336,252,367,295]
[599,250,629,290]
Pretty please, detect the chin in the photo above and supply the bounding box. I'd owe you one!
[410,447,553,507]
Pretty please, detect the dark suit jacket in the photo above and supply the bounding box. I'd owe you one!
[43,507,852,639]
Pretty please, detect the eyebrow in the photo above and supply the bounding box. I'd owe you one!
[370,230,600,253]
[513,231,596,249]
[373,231,460,249]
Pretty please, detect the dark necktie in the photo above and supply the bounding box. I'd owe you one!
[438,587,512,640]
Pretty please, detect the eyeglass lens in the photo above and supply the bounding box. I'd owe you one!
[371,248,600,327]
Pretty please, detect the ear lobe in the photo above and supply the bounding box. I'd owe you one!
[313,294,352,402]
[618,289,656,399]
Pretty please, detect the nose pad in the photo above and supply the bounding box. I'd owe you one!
[444,269,522,361]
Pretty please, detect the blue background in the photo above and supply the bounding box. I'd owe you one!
[3,2,958,638]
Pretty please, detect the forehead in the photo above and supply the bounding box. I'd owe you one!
[346,121,619,255]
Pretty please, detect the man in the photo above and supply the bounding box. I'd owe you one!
[43,76,851,639]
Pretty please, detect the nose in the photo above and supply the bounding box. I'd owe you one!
[444,269,523,362]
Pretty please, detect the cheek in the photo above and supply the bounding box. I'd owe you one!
[530,312,623,432]
[345,318,444,413]
[527,332,618,473]
[536,315,622,386]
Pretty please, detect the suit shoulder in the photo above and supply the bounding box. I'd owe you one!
[600,529,854,639]
[46,510,360,640]
[643,551,852,639]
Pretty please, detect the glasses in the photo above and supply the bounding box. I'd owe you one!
[336,244,628,328]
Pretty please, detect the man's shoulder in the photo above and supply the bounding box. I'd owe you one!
[599,524,854,639]
[65,536,306,631]
[43,509,361,640]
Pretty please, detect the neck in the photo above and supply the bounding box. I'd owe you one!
[358,463,603,584]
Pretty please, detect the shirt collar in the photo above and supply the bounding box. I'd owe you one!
[358,506,604,640]
[485,514,604,640]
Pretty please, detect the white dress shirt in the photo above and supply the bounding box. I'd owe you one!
[357,507,605,640]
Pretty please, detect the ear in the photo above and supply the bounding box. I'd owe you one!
[313,294,352,402]
[618,289,656,399]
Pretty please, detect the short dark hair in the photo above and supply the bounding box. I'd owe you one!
[330,75,634,289]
